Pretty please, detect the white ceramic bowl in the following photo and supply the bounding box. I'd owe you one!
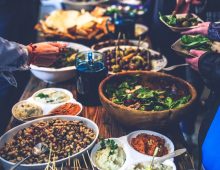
[159,13,203,32]
[62,0,108,10]
[91,138,127,170]
[127,130,174,159]
[91,39,150,51]
[0,115,99,170]
[127,160,176,170]
[30,42,90,83]
[98,46,167,74]
[31,88,74,105]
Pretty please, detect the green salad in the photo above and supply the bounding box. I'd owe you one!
[181,35,212,51]
[105,76,191,111]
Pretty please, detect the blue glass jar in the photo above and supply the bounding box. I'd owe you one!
[76,51,108,106]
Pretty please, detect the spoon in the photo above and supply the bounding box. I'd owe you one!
[10,143,49,170]
[155,148,187,164]
[162,63,189,71]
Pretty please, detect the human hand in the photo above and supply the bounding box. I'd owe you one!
[27,42,67,55]
[185,49,206,71]
[26,42,67,66]
[181,22,210,35]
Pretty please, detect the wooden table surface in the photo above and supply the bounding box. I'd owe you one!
[6,76,195,170]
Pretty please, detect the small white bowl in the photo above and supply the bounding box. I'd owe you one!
[31,88,74,105]
[91,138,127,170]
[126,160,176,170]
[127,130,174,159]
[12,100,43,122]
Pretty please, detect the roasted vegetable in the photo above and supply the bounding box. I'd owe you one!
[181,35,212,51]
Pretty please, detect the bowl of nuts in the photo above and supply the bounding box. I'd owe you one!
[0,116,99,170]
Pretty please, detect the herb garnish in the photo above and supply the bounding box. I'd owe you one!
[100,139,118,156]
[36,93,49,99]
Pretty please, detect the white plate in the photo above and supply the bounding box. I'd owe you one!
[91,130,175,170]
[30,41,90,83]
[98,46,167,74]
[0,116,99,170]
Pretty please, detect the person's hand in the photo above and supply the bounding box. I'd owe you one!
[185,49,206,71]
[26,42,67,66]
[27,42,67,55]
[181,22,210,35]
[173,0,201,14]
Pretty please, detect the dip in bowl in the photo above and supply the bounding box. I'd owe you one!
[32,88,73,104]
[12,101,43,121]
[91,138,126,170]
[128,160,176,170]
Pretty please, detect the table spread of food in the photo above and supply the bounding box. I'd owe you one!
[1,1,207,170]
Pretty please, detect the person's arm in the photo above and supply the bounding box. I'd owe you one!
[198,52,220,91]
[0,37,29,72]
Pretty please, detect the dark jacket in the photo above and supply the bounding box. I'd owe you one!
[198,52,220,169]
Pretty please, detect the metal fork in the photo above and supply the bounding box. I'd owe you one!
[162,63,189,71]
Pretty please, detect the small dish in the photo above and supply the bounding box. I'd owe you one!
[91,138,127,170]
[127,160,176,170]
[31,88,74,105]
[172,38,220,57]
[127,130,174,158]
[160,13,203,32]
[171,38,197,58]
[12,101,43,122]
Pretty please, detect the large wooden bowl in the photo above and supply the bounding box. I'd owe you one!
[99,71,197,128]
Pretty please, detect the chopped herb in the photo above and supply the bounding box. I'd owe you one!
[100,139,118,156]
[36,93,49,99]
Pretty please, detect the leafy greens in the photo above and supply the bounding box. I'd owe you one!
[106,76,191,111]
[181,35,212,51]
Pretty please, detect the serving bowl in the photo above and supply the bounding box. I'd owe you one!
[0,115,99,170]
[98,46,167,74]
[127,160,176,170]
[91,39,150,50]
[159,13,203,32]
[30,42,90,83]
[127,130,174,158]
[99,71,197,128]
[91,138,127,170]
[62,0,109,10]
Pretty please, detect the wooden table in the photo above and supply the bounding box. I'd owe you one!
[6,76,195,170]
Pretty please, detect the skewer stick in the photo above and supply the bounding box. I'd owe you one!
[115,32,121,65]
[82,153,88,169]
